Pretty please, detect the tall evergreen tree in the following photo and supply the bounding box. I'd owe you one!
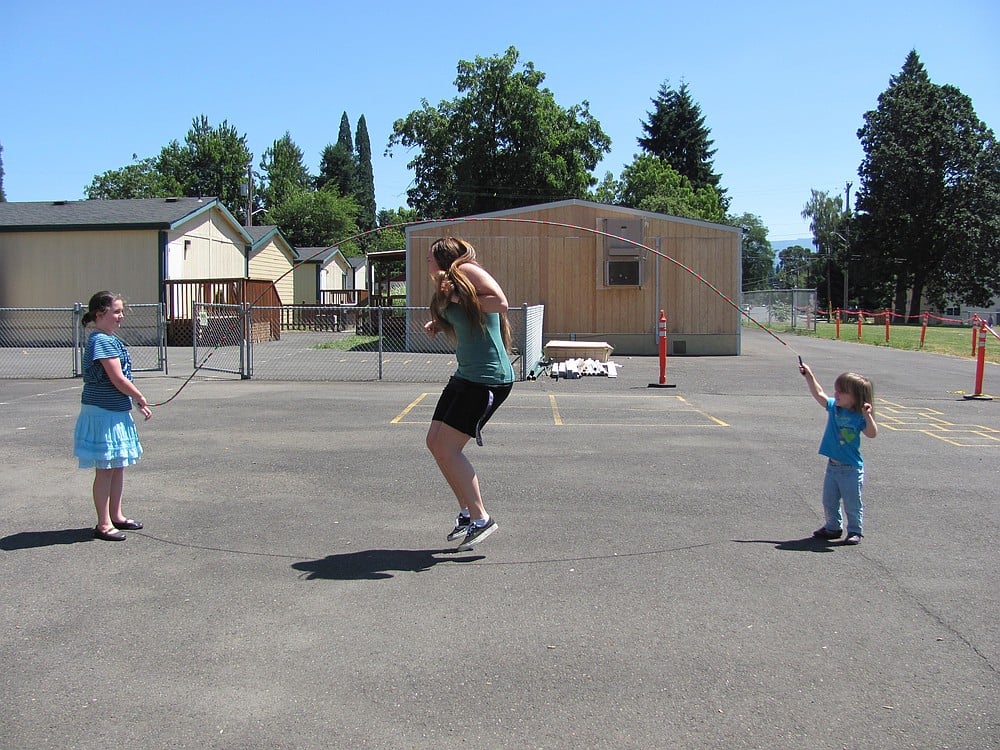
[317,112,358,197]
[354,115,376,234]
[259,132,312,213]
[0,142,6,201]
[855,50,1000,318]
[638,81,727,208]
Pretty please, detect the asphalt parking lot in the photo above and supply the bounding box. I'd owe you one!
[1,327,997,749]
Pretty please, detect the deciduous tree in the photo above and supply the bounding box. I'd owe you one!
[387,46,610,217]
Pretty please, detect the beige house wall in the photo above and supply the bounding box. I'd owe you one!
[249,239,295,304]
[0,229,160,307]
[407,203,741,355]
[321,254,352,292]
[164,213,246,279]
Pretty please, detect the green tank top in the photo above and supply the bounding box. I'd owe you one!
[443,304,514,385]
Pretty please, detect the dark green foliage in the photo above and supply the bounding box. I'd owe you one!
[259,132,312,214]
[317,112,358,198]
[855,50,1000,317]
[354,115,377,233]
[387,46,610,217]
[638,80,727,208]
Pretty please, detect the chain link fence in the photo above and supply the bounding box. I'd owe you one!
[1,303,543,383]
[0,304,166,379]
[189,303,545,382]
[741,289,818,330]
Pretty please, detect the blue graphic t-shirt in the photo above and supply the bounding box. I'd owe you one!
[818,397,868,468]
[81,332,133,412]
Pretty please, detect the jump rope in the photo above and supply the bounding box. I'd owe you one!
[149,215,803,407]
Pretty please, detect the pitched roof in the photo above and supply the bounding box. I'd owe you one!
[0,197,228,232]
[296,246,339,264]
[405,198,741,234]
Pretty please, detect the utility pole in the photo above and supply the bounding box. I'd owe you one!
[843,181,852,310]
[243,155,254,227]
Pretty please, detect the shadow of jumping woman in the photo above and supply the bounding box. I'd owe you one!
[291,548,486,580]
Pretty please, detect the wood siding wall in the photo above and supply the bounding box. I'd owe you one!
[166,213,246,279]
[407,203,740,354]
[249,239,294,305]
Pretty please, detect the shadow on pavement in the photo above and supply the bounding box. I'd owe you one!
[733,536,841,553]
[0,528,95,550]
[291,548,486,580]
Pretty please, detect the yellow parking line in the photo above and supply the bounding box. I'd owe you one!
[392,392,429,424]
[549,394,564,426]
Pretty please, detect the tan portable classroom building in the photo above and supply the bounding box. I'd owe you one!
[407,200,742,356]
[0,197,250,308]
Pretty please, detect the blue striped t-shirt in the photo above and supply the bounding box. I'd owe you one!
[81,332,133,412]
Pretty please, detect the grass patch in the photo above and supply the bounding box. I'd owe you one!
[314,334,410,352]
[757,320,1000,364]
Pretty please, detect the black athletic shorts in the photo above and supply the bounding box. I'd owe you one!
[432,376,513,446]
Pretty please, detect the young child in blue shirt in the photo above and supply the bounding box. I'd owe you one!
[799,361,878,544]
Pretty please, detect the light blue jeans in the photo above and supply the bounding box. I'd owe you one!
[822,459,864,535]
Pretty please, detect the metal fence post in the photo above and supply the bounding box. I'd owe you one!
[72,303,83,376]
[377,306,384,381]
[242,303,252,379]
[158,302,168,374]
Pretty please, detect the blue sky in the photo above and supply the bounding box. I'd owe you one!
[2,0,997,241]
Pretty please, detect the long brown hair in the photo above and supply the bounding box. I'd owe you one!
[428,237,511,351]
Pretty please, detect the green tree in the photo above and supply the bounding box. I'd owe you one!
[775,245,820,289]
[387,46,610,216]
[259,132,312,214]
[0,142,6,201]
[801,189,848,315]
[354,115,376,233]
[375,207,423,250]
[85,157,183,199]
[317,112,357,197]
[855,50,1000,319]
[733,213,774,291]
[612,154,725,222]
[267,186,360,252]
[638,80,727,208]
[156,116,252,218]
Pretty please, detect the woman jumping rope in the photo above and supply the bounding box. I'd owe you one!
[424,237,514,550]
